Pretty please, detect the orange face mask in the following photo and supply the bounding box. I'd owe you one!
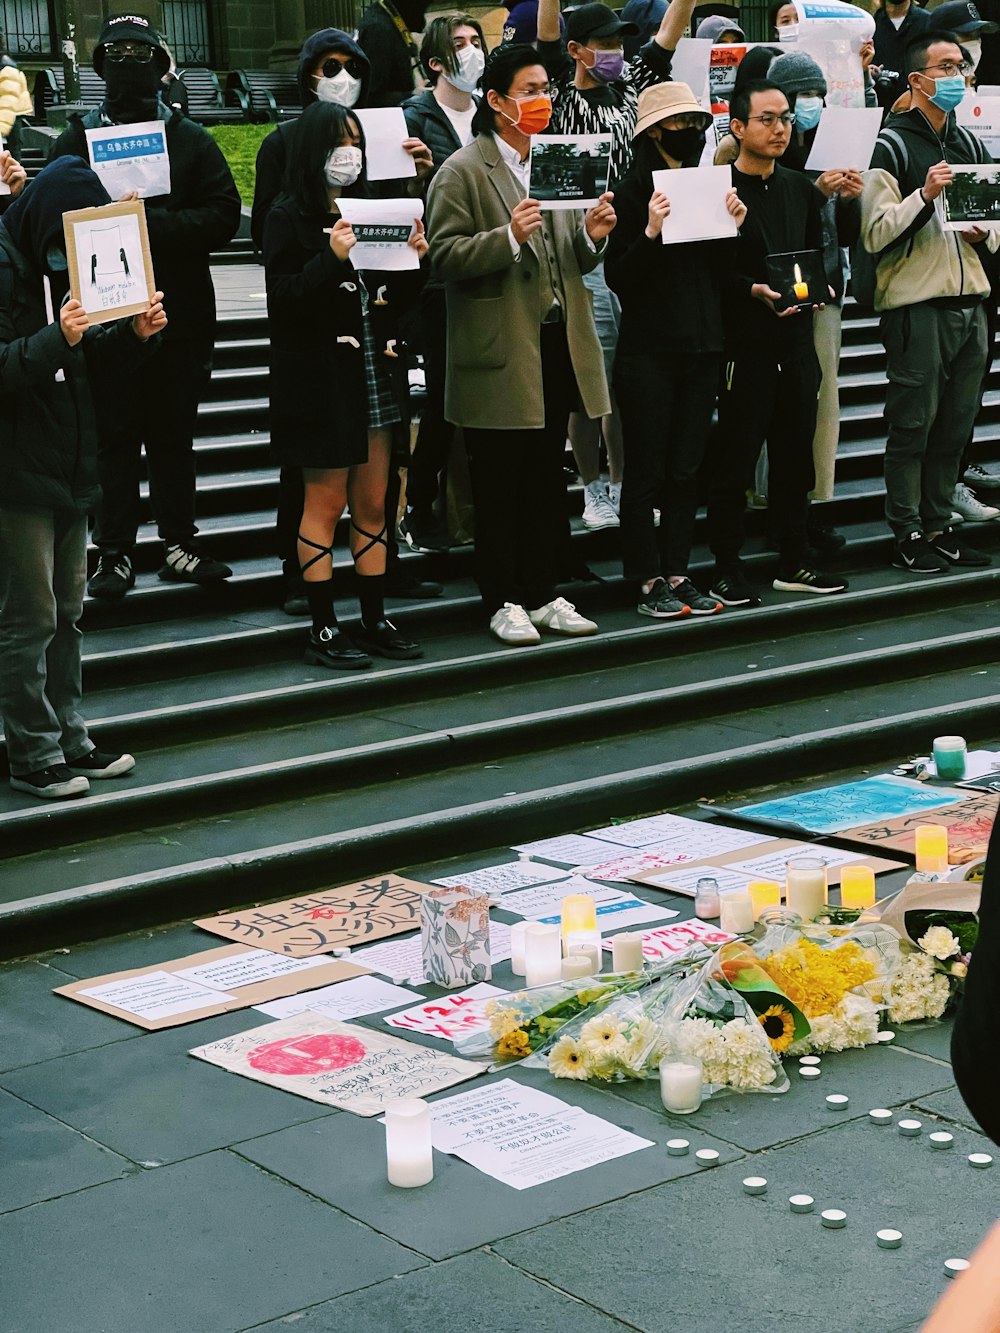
[503,93,552,135]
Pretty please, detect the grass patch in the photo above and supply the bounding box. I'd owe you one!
[205,123,273,206]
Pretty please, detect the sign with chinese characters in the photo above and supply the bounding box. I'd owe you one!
[195,874,431,957]
[835,790,999,862]
[600,918,733,961]
[85,120,171,198]
[63,199,156,324]
[384,983,505,1042]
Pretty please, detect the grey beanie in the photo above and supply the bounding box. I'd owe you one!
[767,50,828,98]
[696,14,746,40]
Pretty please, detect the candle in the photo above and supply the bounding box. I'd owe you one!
[826,1094,849,1111]
[897,1118,922,1136]
[914,824,949,873]
[933,734,967,781]
[524,922,562,987]
[792,262,809,301]
[666,1138,690,1156]
[969,1153,993,1169]
[743,1177,767,1195]
[789,1194,814,1213]
[510,921,528,976]
[785,856,827,921]
[385,1098,434,1188]
[560,894,597,941]
[839,864,876,910]
[944,1259,970,1279]
[611,932,645,973]
[566,936,602,974]
[748,879,782,919]
[877,1229,902,1249]
[561,953,593,981]
[694,876,721,919]
[821,1209,847,1229]
[719,887,754,933]
[869,1109,893,1126]
[659,1056,704,1114]
[929,1132,954,1150]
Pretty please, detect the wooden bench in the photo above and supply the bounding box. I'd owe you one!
[32,66,106,124]
[177,67,249,124]
[227,70,302,123]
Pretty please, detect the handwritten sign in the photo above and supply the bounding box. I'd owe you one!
[384,982,505,1041]
[63,198,155,325]
[601,918,732,961]
[836,791,998,862]
[734,776,965,836]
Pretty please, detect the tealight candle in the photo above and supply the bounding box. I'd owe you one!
[660,1056,704,1115]
[897,1118,923,1136]
[748,879,782,919]
[524,922,562,987]
[933,735,967,781]
[510,921,529,977]
[561,953,593,981]
[385,1098,434,1188]
[666,1138,690,1156]
[719,887,754,934]
[743,1177,768,1195]
[826,1094,850,1111]
[800,1066,821,1080]
[944,1258,970,1279]
[611,932,645,973]
[799,1055,821,1067]
[789,1194,815,1213]
[876,1030,895,1044]
[560,894,597,941]
[929,1132,954,1150]
[821,1209,847,1229]
[839,865,876,911]
[695,1148,719,1167]
[869,1109,894,1126]
[877,1229,903,1250]
[969,1153,993,1169]
[915,824,949,873]
[785,856,828,921]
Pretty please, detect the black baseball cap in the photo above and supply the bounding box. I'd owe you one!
[565,3,639,43]
[928,1,998,34]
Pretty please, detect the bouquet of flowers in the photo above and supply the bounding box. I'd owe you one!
[874,875,979,1022]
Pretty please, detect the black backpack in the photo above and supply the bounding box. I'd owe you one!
[850,127,910,311]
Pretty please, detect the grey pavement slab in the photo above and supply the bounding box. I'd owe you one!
[495,1116,999,1333]
[0,959,137,1072]
[603,1044,957,1151]
[1,1011,334,1166]
[0,1149,424,1333]
[913,1085,986,1132]
[245,1249,627,1333]
[234,1065,742,1262]
[0,1088,135,1214]
[890,1018,954,1063]
[37,922,227,979]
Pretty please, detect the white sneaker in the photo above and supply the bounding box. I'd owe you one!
[608,482,622,517]
[490,602,542,644]
[528,597,599,636]
[952,483,1000,523]
[582,481,619,530]
[963,461,1000,490]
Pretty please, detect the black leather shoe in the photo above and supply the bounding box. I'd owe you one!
[383,567,444,599]
[356,618,424,660]
[304,627,373,670]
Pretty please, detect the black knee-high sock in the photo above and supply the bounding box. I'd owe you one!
[358,573,385,629]
[305,580,337,635]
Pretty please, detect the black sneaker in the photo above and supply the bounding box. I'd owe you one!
[772,567,849,595]
[398,509,451,553]
[159,545,233,584]
[65,750,136,778]
[10,764,89,799]
[807,519,847,556]
[671,577,724,616]
[88,551,134,600]
[383,567,444,599]
[355,618,424,660]
[708,565,762,608]
[928,527,992,568]
[304,627,373,671]
[892,531,950,573]
[637,578,689,620]
[963,461,1000,490]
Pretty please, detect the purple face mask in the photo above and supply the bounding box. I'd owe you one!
[586,46,625,82]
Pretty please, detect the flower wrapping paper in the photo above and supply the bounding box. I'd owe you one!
[421,885,492,988]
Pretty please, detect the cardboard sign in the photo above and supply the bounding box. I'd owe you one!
[633,838,905,895]
[53,945,369,1030]
[189,1014,484,1115]
[63,198,156,324]
[835,791,998,863]
[195,873,431,957]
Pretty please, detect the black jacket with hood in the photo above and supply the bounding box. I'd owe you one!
[0,158,153,514]
[401,88,479,172]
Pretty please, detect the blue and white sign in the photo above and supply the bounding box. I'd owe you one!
[85,120,171,199]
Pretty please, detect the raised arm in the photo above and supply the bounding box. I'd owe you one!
[655,0,697,52]
[536,0,561,45]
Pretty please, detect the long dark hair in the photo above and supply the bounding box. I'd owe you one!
[284,101,370,217]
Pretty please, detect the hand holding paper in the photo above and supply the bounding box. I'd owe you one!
[0,150,25,198]
[408,216,429,259]
[645,190,670,240]
[328,217,356,261]
[60,299,89,347]
[132,289,167,341]
[585,191,616,243]
[403,136,433,178]
[725,187,747,228]
[511,196,544,246]
[924,160,953,202]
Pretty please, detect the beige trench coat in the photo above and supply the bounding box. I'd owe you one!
[426,132,611,431]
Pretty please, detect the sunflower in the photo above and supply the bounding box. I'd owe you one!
[758,1004,795,1053]
[496,1028,532,1060]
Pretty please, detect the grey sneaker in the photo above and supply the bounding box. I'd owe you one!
[637,578,690,619]
[671,578,723,616]
[963,462,1000,490]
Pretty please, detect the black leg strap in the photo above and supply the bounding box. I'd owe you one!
[298,532,334,575]
[350,520,388,564]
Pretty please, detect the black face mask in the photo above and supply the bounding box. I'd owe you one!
[104,59,162,123]
[658,126,707,162]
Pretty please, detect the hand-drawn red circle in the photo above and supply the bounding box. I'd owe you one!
[248,1033,367,1075]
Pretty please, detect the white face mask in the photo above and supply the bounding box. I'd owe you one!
[778,23,799,41]
[443,42,485,94]
[315,67,363,107]
[324,145,363,188]
[966,37,983,70]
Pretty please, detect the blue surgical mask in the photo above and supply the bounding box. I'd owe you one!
[927,73,966,111]
[795,96,822,131]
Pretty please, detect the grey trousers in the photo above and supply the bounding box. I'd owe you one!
[0,506,91,776]
[881,301,988,537]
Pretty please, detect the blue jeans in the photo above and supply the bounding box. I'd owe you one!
[0,507,91,775]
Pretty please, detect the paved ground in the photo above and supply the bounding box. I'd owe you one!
[2,779,993,1333]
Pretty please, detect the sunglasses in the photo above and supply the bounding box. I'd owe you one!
[104,42,155,63]
[322,57,366,80]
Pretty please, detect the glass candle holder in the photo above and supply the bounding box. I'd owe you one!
[719,887,754,934]
[785,856,827,921]
[659,1055,704,1115]
[748,879,782,919]
[933,735,967,781]
[914,824,949,873]
[560,894,598,941]
[839,864,876,910]
[385,1098,434,1188]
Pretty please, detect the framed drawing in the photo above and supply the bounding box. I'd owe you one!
[62,198,156,324]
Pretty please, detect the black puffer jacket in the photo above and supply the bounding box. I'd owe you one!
[402,89,477,172]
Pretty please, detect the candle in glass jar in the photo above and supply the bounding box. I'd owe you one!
[914,824,949,873]
[659,1056,703,1114]
[933,735,967,781]
[524,922,562,987]
[748,879,782,919]
[510,921,528,976]
[839,864,876,910]
[785,856,827,921]
[385,1098,434,1188]
[560,894,597,941]
[611,932,645,973]
[719,887,754,933]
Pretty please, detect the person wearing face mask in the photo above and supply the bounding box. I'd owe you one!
[0,157,166,800]
[770,2,800,41]
[426,44,616,643]
[861,31,1000,574]
[49,13,240,601]
[356,0,428,107]
[606,82,746,620]
[264,102,426,669]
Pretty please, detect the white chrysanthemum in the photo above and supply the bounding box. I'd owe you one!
[918,926,961,961]
[548,1035,591,1080]
[887,953,952,1024]
[716,1019,777,1089]
[801,994,880,1053]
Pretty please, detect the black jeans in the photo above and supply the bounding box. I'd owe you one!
[615,348,719,582]
[406,285,453,513]
[464,322,576,615]
[707,342,820,572]
[94,338,211,553]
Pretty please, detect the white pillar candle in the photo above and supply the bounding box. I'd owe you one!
[510,921,529,977]
[524,922,562,987]
[785,856,827,921]
[611,932,645,973]
[659,1056,703,1114]
[561,953,593,981]
[385,1098,433,1188]
[565,928,602,967]
[719,887,754,934]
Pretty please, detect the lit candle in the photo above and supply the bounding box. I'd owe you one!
[933,734,967,781]
[785,856,827,921]
[839,864,876,910]
[914,824,949,873]
[385,1098,434,1188]
[524,922,562,987]
[793,261,809,301]
[659,1056,704,1114]
[611,932,645,972]
[561,953,593,981]
[719,887,754,933]
[510,921,528,977]
[748,879,782,919]
[560,894,597,942]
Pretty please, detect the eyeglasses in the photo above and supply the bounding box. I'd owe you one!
[917,61,973,76]
[746,112,795,127]
[321,56,366,80]
[104,42,155,63]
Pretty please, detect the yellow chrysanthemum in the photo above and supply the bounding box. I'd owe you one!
[761,939,877,1018]
[757,1003,795,1053]
[489,1007,528,1039]
[496,1028,532,1060]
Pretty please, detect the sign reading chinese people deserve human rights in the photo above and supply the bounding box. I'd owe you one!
[85,121,171,198]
